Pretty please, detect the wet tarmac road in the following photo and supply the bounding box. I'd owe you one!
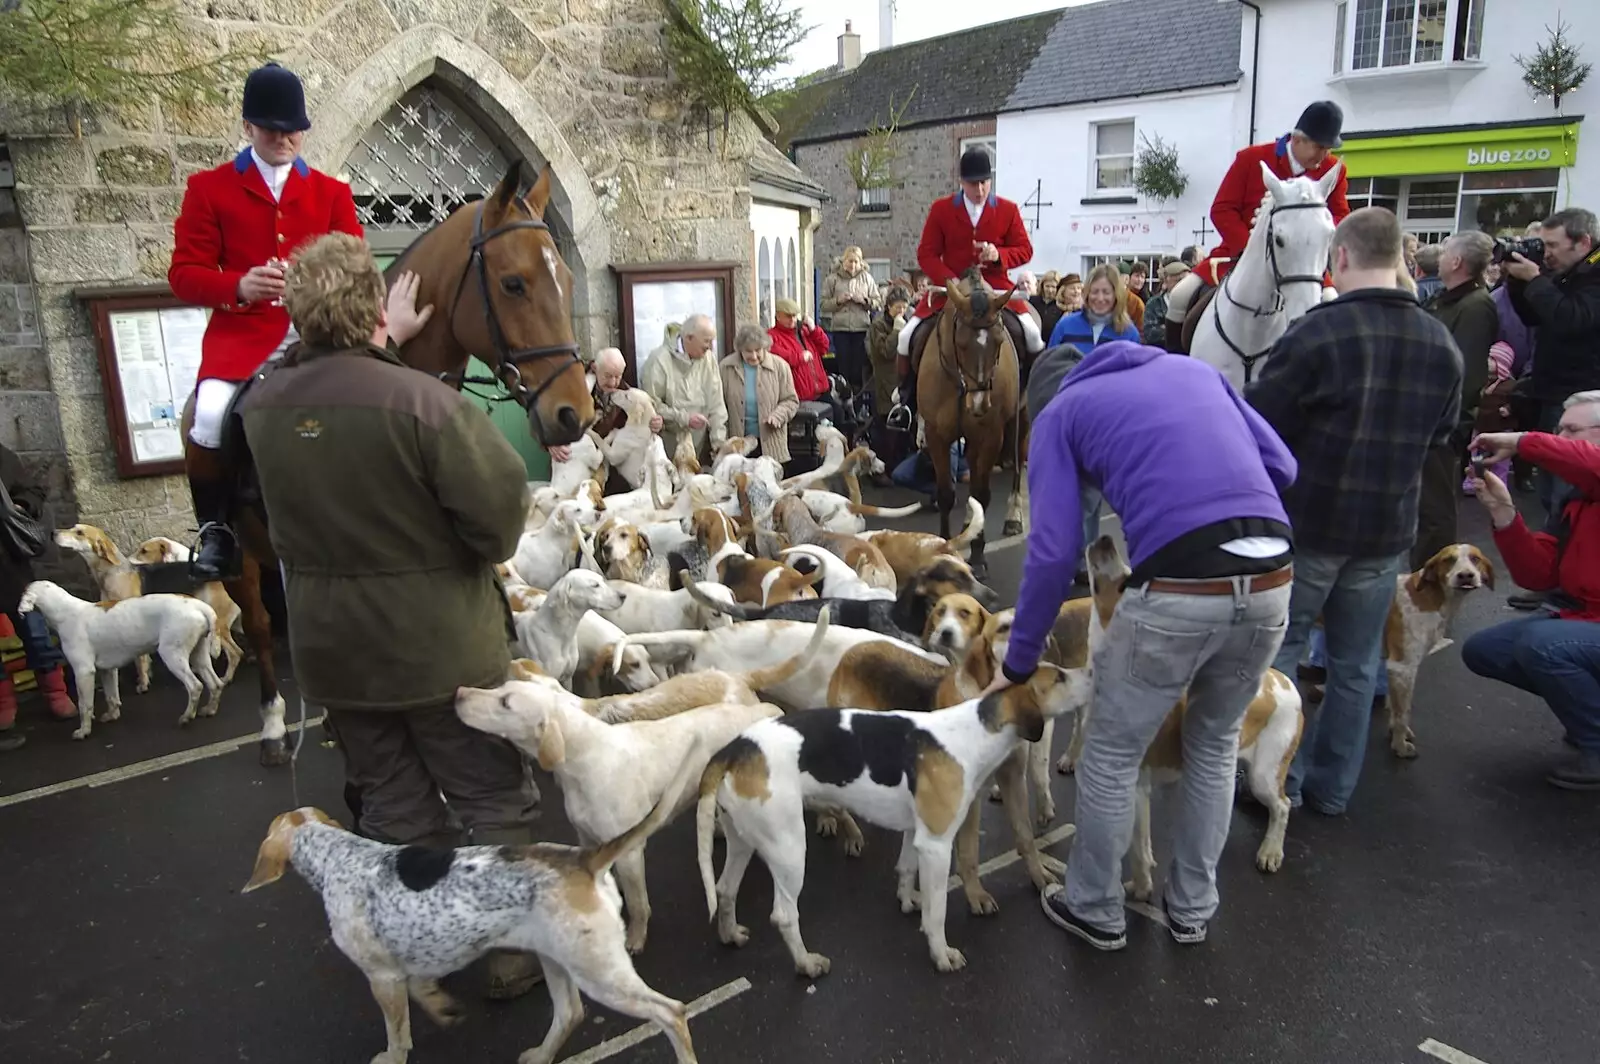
[1,481,1596,1064]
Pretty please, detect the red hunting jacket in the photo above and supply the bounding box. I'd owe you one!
[1195,134,1350,286]
[913,192,1034,318]
[768,322,831,401]
[1495,433,1600,622]
[169,149,363,382]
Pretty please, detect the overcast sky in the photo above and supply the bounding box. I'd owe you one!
[779,0,1097,80]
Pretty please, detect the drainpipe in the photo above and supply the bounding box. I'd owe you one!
[1237,0,1262,144]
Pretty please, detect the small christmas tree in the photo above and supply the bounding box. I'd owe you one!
[1515,17,1592,113]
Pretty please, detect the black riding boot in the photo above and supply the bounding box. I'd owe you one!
[1164,319,1186,354]
[187,458,238,581]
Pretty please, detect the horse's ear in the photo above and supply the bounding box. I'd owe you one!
[945,280,969,313]
[491,159,524,216]
[1315,161,1343,202]
[1259,160,1288,202]
[524,167,553,219]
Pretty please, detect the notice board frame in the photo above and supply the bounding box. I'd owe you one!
[76,283,201,479]
[610,262,738,386]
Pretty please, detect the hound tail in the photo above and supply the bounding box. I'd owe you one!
[847,499,924,518]
[696,745,739,919]
[610,624,712,676]
[648,452,672,511]
[742,605,829,694]
[948,498,985,550]
[678,557,762,621]
[582,738,703,877]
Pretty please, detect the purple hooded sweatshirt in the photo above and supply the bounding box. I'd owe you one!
[1003,341,1297,680]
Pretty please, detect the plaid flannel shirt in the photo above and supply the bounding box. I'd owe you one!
[1245,287,1463,558]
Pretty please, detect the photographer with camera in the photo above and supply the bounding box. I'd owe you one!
[1502,209,1600,517]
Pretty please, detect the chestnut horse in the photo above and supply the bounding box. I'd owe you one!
[180,160,594,765]
[918,271,1028,579]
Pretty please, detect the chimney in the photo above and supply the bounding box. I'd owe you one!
[880,0,895,50]
[838,20,862,71]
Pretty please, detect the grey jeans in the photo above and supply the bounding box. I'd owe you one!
[1066,577,1291,931]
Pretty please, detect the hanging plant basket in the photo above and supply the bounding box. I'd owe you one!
[1133,132,1188,205]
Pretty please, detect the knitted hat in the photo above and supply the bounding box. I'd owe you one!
[1488,341,1515,381]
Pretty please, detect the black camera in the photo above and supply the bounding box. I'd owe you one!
[1491,236,1545,266]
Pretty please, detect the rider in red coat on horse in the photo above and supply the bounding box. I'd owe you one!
[1164,100,1351,350]
[171,63,364,579]
[894,147,1042,421]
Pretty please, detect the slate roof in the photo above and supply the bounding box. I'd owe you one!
[749,140,828,201]
[789,9,1061,145]
[785,0,1242,145]
[1005,0,1243,113]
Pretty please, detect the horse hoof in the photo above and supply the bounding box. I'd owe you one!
[260,738,291,767]
[1002,520,1023,537]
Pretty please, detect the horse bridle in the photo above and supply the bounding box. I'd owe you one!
[444,200,583,409]
[1214,199,1329,383]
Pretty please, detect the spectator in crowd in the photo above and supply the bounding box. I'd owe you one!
[549,347,651,493]
[237,232,542,998]
[641,313,728,464]
[1123,262,1149,326]
[1463,403,1600,789]
[768,298,831,402]
[1484,260,1502,288]
[1057,272,1084,314]
[1017,270,1039,296]
[1465,341,1519,494]
[1414,242,1445,303]
[1180,245,1200,267]
[1143,261,1190,346]
[0,444,76,751]
[1049,264,1142,349]
[721,324,800,462]
[1505,208,1600,516]
[990,335,1296,952]
[819,245,880,392]
[1246,207,1462,816]
[1403,232,1420,279]
[1414,230,1498,565]
[869,286,912,468]
[1035,271,1061,309]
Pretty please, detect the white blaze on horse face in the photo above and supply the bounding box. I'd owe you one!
[543,247,565,304]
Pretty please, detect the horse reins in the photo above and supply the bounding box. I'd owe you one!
[443,200,584,409]
[1213,199,1329,383]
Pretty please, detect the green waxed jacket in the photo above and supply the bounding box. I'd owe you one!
[238,343,528,711]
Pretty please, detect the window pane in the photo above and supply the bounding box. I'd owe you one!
[1382,0,1416,67]
[866,259,892,284]
[1096,122,1134,155]
[787,239,798,302]
[1373,177,1402,196]
[1096,156,1134,190]
[1406,178,1460,219]
[860,186,891,212]
[1454,0,1484,59]
[1353,0,1383,68]
[1462,168,1559,191]
[1414,0,1445,62]
[758,238,772,326]
[1334,1,1347,72]
[1459,190,1557,237]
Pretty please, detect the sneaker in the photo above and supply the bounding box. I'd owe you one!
[1546,750,1600,791]
[1162,896,1207,945]
[1039,885,1126,951]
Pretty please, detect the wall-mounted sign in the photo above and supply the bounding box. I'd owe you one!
[1065,212,1180,252]
[610,263,739,386]
[1339,120,1580,179]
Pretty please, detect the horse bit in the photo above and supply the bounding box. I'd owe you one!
[1214,199,1328,383]
[444,200,583,408]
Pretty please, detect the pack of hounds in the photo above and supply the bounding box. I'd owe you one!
[32,414,1494,1064]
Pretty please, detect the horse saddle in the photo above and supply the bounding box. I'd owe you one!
[1179,284,1219,353]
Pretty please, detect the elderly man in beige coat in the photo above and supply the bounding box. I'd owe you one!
[640,313,727,462]
[720,324,800,462]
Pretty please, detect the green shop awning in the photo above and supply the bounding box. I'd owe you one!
[1336,118,1582,179]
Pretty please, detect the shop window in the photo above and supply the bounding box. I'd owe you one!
[1347,176,1401,213]
[1458,170,1559,238]
[1091,120,1136,193]
[1404,178,1460,221]
[1346,0,1483,72]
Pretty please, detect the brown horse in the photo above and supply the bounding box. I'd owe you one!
[181,160,594,765]
[918,271,1029,579]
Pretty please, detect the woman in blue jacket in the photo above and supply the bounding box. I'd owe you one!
[1047,263,1142,349]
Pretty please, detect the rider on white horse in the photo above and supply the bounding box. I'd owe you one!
[1164,100,1352,350]
[893,146,1044,422]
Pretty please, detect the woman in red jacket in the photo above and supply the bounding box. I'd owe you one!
[1464,414,1600,789]
[769,298,850,430]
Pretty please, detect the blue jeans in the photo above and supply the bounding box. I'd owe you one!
[1462,617,1600,752]
[1272,550,1406,813]
[6,609,63,672]
[1307,628,1389,699]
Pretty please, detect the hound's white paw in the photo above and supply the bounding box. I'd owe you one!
[1256,846,1284,873]
[1055,751,1076,775]
[1124,876,1154,902]
[965,889,999,916]
[987,783,1002,803]
[931,946,967,972]
[796,952,831,978]
[719,922,750,947]
[71,725,90,740]
[815,813,838,837]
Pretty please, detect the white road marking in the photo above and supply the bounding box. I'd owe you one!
[563,977,752,1064]
[973,510,1118,558]
[946,822,1077,891]
[1419,1038,1492,1064]
[0,716,326,810]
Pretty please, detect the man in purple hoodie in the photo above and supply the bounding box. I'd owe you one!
[990,339,1297,951]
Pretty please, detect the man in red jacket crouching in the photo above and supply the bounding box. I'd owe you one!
[1464,397,1600,790]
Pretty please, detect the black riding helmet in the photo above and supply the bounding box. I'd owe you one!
[242,63,311,133]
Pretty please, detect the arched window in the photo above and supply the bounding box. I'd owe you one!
[758,238,773,326]
[773,239,787,320]
[786,238,798,303]
[344,82,575,265]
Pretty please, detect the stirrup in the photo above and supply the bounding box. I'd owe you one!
[189,522,240,580]
[886,403,913,433]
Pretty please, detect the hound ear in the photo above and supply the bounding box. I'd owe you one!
[91,531,116,565]
[1477,555,1496,589]
[242,822,293,893]
[534,715,566,771]
[524,167,552,219]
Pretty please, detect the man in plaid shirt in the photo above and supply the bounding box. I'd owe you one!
[1246,207,1462,814]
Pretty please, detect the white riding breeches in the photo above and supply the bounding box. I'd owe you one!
[188,379,240,449]
[896,307,1044,355]
[1165,271,1206,324]
[896,315,919,357]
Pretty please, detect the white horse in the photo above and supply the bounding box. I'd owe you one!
[1191,162,1342,392]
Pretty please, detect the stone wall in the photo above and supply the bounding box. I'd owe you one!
[1,0,760,550]
[795,118,996,286]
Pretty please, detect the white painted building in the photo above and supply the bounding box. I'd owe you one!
[1250,0,1595,241]
[995,0,1249,277]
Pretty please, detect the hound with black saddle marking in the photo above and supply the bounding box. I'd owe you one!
[695,666,1092,976]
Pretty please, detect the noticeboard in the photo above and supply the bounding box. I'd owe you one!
[611,263,738,386]
[78,286,209,478]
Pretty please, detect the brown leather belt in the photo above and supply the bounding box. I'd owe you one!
[1145,565,1293,597]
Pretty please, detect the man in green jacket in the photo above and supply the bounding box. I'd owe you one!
[238,232,541,997]
[1417,230,1498,567]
